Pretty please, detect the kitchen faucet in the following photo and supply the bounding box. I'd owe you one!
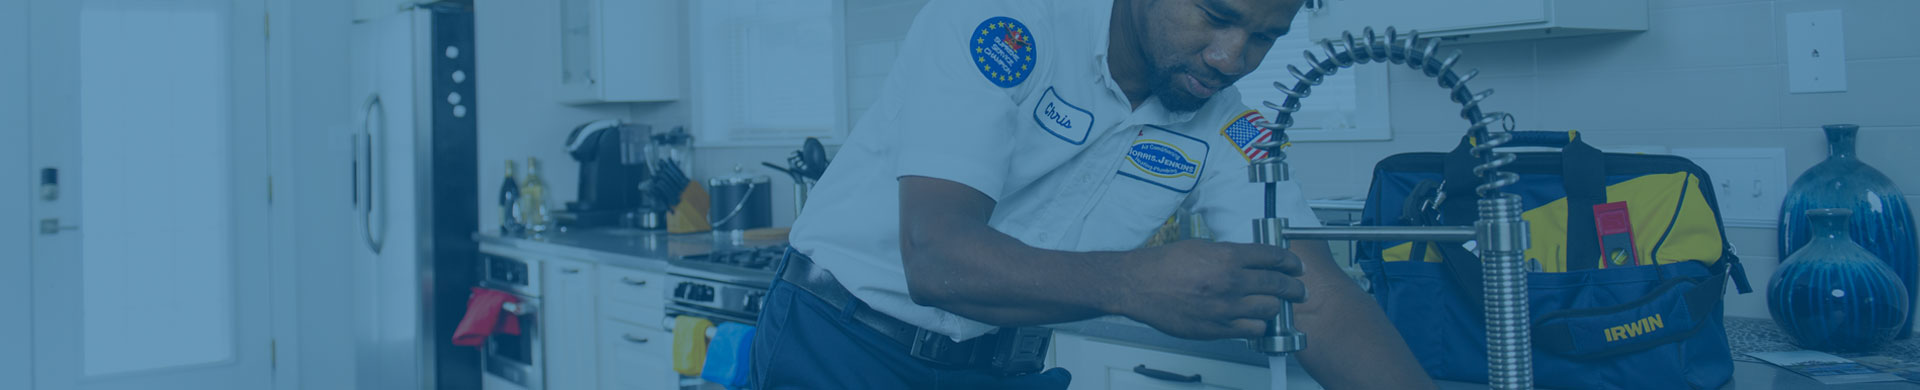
[1245,27,1533,390]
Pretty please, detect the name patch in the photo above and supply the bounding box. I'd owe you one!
[970,17,1036,88]
[1119,126,1209,193]
[1032,87,1093,144]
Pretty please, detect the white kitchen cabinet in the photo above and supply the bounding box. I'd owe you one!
[599,266,668,327]
[1054,333,1271,390]
[599,320,678,390]
[546,258,601,390]
[1305,0,1646,43]
[558,0,683,104]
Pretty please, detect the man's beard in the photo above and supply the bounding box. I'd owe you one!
[1149,65,1211,113]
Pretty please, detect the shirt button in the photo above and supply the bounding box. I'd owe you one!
[1037,232,1052,241]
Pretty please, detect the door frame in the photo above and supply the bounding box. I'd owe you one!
[3,0,34,388]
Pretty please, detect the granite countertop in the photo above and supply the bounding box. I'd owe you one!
[474,228,788,273]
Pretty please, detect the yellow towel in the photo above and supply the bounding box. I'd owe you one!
[672,316,714,376]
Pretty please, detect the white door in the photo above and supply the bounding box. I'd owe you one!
[27,0,275,389]
[350,8,429,390]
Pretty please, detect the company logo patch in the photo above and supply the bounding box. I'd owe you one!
[970,17,1036,88]
[1119,126,1209,193]
[1128,142,1199,178]
[1032,87,1093,144]
[1220,110,1277,161]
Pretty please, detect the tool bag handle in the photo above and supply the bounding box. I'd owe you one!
[1418,131,1609,308]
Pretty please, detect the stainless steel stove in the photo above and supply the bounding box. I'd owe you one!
[665,244,787,324]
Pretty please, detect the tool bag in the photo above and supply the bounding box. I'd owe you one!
[1355,131,1753,389]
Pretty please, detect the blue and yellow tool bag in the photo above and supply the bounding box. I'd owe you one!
[1356,131,1753,389]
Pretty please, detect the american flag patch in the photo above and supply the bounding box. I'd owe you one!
[1220,110,1273,161]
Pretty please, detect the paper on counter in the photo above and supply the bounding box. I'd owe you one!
[1851,355,1920,383]
[1748,350,1905,385]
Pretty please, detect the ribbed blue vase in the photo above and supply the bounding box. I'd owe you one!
[1770,209,1910,352]
[1780,124,1918,339]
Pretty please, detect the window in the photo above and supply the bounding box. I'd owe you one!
[690,0,847,146]
[1233,15,1391,142]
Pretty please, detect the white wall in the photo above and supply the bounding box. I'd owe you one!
[661,0,927,228]
[1279,0,1920,319]
[1,0,32,387]
[475,0,644,232]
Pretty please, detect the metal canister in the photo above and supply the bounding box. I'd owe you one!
[707,173,772,242]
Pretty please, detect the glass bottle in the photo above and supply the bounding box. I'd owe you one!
[499,160,524,236]
[1769,208,1910,352]
[519,157,553,236]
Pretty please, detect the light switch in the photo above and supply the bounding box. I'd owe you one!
[1786,10,1846,93]
[1671,148,1789,228]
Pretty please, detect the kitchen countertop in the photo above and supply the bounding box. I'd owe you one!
[475,228,787,275]
[478,229,1918,389]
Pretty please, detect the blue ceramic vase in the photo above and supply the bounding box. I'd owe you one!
[1779,124,1917,339]
[1770,209,1909,352]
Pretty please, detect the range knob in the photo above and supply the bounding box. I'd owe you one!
[674,282,694,299]
[743,292,766,313]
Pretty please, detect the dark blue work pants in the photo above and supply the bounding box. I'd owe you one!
[749,258,1071,389]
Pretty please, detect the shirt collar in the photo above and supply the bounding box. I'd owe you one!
[1088,0,1198,128]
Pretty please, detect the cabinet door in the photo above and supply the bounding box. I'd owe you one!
[1308,0,1546,40]
[599,266,667,327]
[546,258,600,390]
[599,320,677,390]
[1054,333,1271,390]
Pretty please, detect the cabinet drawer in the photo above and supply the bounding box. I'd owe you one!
[1054,333,1272,390]
[599,321,677,390]
[599,267,667,325]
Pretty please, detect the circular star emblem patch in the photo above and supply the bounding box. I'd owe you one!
[969,16,1036,88]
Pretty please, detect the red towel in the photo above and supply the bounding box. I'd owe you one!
[452,287,521,347]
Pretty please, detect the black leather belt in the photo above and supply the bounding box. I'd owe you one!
[778,250,1051,375]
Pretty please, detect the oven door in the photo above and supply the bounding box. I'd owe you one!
[483,296,542,390]
[663,306,756,390]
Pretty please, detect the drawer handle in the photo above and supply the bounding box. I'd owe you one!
[1132,365,1201,383]
[623,334,649,344]
[621,277,647,286]
[561,268,582,274]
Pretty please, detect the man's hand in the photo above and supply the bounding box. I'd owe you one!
[1112,240,1306,340]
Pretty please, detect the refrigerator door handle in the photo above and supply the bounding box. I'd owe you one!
[360,94,387,254]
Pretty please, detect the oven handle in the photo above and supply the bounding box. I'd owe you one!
[503,301,530,315]
[663,313,724,339]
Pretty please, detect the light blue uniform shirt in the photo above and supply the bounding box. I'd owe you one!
[790,0,1320,341]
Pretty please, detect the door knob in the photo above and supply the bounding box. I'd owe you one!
[39,218,78,235]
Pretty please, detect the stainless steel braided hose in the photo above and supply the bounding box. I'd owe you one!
[1247,27,1533,390]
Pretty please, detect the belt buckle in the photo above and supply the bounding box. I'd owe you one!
[908,328,970,367]
[986,327,1052,376]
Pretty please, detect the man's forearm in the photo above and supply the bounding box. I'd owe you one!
[1289,241,1437,389]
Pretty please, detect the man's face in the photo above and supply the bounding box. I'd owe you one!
[1132,0,1303,112]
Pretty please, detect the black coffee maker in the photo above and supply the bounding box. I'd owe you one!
[562,119,653,228]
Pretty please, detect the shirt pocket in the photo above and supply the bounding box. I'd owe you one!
[1075,173,1189,252]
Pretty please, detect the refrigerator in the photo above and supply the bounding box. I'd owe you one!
[349,2,481,389]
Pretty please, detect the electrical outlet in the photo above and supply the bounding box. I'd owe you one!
[1671,148,1789,228]
[1787,10,1847,93]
